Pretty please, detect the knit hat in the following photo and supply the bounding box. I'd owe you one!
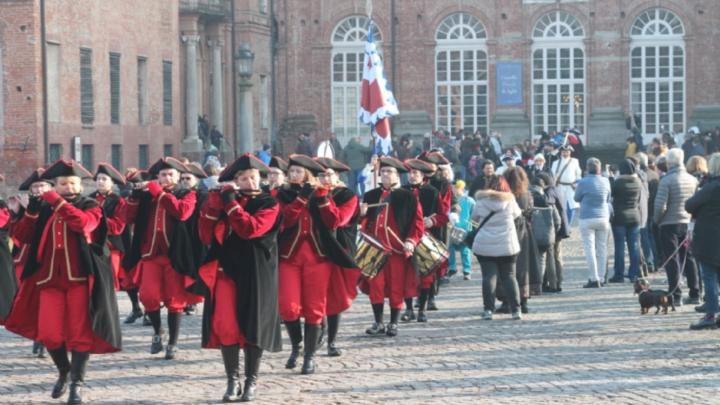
[455,180,466,190]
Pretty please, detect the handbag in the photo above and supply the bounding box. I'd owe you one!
[464,211,496,248]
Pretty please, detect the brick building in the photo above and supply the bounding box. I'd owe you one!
[271,0,720,151]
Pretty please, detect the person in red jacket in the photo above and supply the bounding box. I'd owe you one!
[124,157,197,360]
[401,158,442,323]
[275,154,350,374]
[360,157,424,337]
[90,163,127,291]
[264,156,288,198]
[3,160,121,405]
[196,154,283,402]
[314,157,360,357]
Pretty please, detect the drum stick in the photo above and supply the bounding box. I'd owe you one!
[364,202,389,208]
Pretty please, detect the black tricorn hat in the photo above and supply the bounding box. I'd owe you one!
[126,170,151,183]
[19,168,53,191]
[269,156,289,172]
[379,156,408,173]
[559,144,575,152]
[314,157,350,173]
[218,153,270,182]
[404,158,436,174]
[288,154,325,175]
[148,157,188,177]
[95,162,126,186]
[418,151,449,165]
[40,159,93,180]
[184,162,208,179]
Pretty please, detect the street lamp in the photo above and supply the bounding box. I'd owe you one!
[235,44,255,156]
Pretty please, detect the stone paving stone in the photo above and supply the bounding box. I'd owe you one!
[1,231,720,403]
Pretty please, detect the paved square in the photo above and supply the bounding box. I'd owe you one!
[1,232,719,404]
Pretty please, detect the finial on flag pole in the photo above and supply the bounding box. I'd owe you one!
[366,0,373,17]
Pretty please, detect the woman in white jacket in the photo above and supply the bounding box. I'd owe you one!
[471,189,523,320]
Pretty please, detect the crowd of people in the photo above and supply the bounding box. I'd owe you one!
[1,124,719,404]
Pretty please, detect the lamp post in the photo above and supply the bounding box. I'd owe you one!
[235,43,254,156]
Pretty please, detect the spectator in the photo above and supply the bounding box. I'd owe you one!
[529,176,561,294]
[468,160,510,197]
[653,148,700,305]
[295,133,314,156]
[495,152,516,176]
[210,125,223,149]
[257,144,272,165]
[489,131,503,158]
[686,153,720,329]
[471,188,522,321]
[344,136,373,194]
[448,180,475,280]
[358,154,379,195]
[199,161,221,191]
[574,158,612,288]
[686,155,708,188]
[608,159,643,283]
[642,154,661,272]
[625,136,638,158]
[528,153,551,182]
[551,144,582,225]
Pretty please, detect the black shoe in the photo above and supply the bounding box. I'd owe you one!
[48,347,70,399]
[150,334,163,354]
[240,346,262,401]
[608,276,624,283]
[495,303,510,314]
[36,344,46,358]
[301,324,320,375]
[682,296,701,306]
[165,344,178,360]
[68,352,89,405]
[583,280,601,288]
[221,345,241,403]
[327,342,342,357]
[695,303,707,313]
[400,309,415,322]
[417,311,427,323]
[426,297,438,311]
[124,309,144,324]
[690,315,718,330]
[386,322,398,337]
[32,341,41,355]
[365,322,385,336]
[183,304,196,316]
[284,320,302,369]
[67,382,83,405]
[521,303,529,314]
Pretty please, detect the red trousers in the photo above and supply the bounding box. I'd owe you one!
[211,272,247,347]
[110,249,121,291]
[368,253,411,309]
[37,284,94,352]
[138,256,187,312]
[278,240,333,325]
[326,266,361,316]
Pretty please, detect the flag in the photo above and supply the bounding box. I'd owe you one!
[358,19,398,156]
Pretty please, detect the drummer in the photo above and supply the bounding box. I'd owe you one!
[401,159,442,323]
[359,157,424,337]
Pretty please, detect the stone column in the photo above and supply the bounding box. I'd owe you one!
[210,39,224,132]
[237,79,254,155]
[182,35,203,155]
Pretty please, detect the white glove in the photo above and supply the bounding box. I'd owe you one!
[423,217,434,228]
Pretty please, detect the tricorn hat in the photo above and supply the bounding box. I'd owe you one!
[559,144,575,152]
[19,168,53,191]
[418,151,449,166]
[40,159,93,180]
[269,156,289,172]
[379,156,408,173]
[148,157,188,177]
[314,157,350,173]
[218,153,270,182]
[184,162,208,179]
[126,170,151,183]
[404,158,436,175]
[95,162,126,186]
[288,154,325,175]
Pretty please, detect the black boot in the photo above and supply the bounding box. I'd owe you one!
[220,345,241,402]
[301,323,320,375]
[166,312,181,360]
[240,345,263,402]
[366,303,385,335]
[37,343,46,358]
[48,346,70,399]
[147,310,163,354]
[417,288,430,322]
[427,292,438,311]
[317,317,326,347]
[124,289,143,324]
[387,308,400,337]
[326,314,342,357]
[284,320,302,369]
[67,351,89,405]
[400,298,415,322]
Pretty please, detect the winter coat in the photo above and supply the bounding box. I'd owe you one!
[471,190,521,257]
[685,178,720,267]
[344,139,373,171]
[653,165,698,226]
[611,175,642,227]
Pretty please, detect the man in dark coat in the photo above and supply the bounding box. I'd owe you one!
[0,198,15,323]
[3,160,121,404]
[197,154,282,402]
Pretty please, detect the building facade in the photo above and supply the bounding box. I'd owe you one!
[271,0,720,150]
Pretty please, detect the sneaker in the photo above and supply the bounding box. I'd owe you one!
[400,309,415,322]
[689,315,717,330]
[385,322,398,337]
[481,310,493,320]
[512,311,523,320]
[150,335,163,354]
[582,280,601,288]
[365,322,386,336]
[682,296,701,306]
[463,273,471,281]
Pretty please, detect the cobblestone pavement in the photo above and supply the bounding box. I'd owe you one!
[2,231,720,404]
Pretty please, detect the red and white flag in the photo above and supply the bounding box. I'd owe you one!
[358,19,398,156]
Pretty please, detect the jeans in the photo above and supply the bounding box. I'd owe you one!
[448,244,472,274]
[566,202,576,226]
[477,256,520,312]
[612,224,641,280]
[659,223,699,300]
[699,262,719,316]
[640,226,657,267]
[580,218,610,282]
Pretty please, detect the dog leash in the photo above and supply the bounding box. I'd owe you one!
[656,234,689,298]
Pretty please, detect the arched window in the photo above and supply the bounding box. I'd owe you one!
[331,16,382,144]
[630,8,685,138]
[531,11,586,138]
[435,13,488,134]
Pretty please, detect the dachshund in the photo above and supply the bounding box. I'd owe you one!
[634,278,676,315]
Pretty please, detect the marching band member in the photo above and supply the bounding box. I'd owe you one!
[0,195,14,325]
[180,162,210,316]
[197,154,282,402]
[401,158,441,323]
[314,157,360,356]
[124,157,198,360]
[89,163,127,291]
[264,156,288,198]
[120,170,150,325]
[360,157,424,337]
[3,160,121,404]
[275,154,349,374]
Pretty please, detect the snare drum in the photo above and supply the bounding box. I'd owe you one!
[354,233,389,279]
[412,234,449,277]
[448,225,468,246]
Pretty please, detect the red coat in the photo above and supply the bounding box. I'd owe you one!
[126,186,196,258]
[198,193,280,246]
[93,192,127,242]
[360,188,424,254]
[324,189,360,316]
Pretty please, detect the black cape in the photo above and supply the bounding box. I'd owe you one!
[89,191,125,253]
[404,184,443,240]
[0,200,16,321]
[306,187,358,268]
[362,187,418,240]
[201,193,283,352]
